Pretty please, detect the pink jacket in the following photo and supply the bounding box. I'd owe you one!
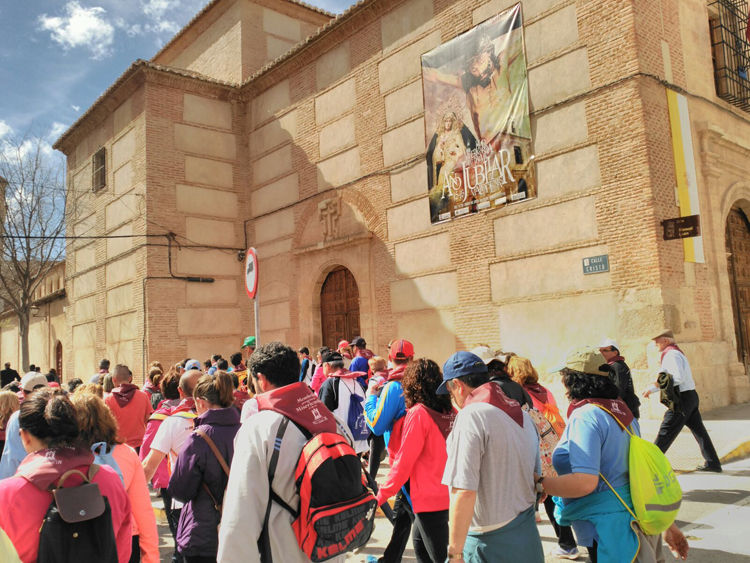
[113,444,159,563]
[0,461,132,563]
[375,404,452,513]
[139,411,170,489]
[310,364,327,395]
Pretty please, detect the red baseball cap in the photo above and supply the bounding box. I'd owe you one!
[389,339,414,360]
[338,340,351,349]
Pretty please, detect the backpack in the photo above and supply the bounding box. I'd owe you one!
[523,406,559,477]
[37,465,119,563]
[259,418,377,562]
[91,442,124,484]
[335,378,369,442]
[594,404,682,535]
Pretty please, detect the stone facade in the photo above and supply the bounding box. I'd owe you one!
[54,0,750,414]
[0,263,67,376]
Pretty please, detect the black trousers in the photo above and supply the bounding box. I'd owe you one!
[183,557,216,563]
[369,434,386,479]
[654,389,721,467]
[162,488,185,563]
[378,488,415,563]
[543,496,577,551]
[128,535,140,563]
[413,509,448,563]
[589,540,598,563]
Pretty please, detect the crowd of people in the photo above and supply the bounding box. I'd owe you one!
[0,328,717,562]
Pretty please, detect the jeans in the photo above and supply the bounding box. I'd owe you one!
[543,496,577,550]
[413,510,448,563]
[654,389,720,467]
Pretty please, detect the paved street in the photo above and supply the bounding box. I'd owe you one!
[153,456,750,562]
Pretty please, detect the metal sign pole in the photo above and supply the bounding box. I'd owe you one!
[254,296,260,347]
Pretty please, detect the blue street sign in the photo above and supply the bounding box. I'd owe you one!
[582,254,609,275]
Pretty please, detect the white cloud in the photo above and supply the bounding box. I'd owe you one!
[141,0,181,21]
[49,122,68,139]
[0,120,12,140]
[72,105,81,112]
[38,2,115,60]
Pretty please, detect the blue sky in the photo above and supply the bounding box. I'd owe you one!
[0,0,353,148]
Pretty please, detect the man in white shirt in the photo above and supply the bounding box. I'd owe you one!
[644,329,722,472]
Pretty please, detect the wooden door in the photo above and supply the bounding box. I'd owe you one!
[320,267,360,351]
[726,206,750,367]
[55,341,63,380]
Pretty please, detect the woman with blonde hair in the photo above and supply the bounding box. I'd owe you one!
[0,391,19,455]
[73,383,104,398]
[70,392,160,563]
[168,371,241,562]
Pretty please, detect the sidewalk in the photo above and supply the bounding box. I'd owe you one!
[638,400,750,472]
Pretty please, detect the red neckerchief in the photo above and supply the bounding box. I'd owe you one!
[659,344,683,363]
[256,382,337,435]
[387,364,407,382]
[464,382,524,427]
[606,355,626,365]
[17,446,95,490]
[524,383,549,405]
[330,368,366,380]
[567,398,634,430]
[355,349,374,360]
[171,397,196,415]
[418,404,456,440]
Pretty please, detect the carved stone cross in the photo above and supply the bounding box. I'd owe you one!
[318,198,341,242]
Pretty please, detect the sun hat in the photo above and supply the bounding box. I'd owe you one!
[652,329,674,341]
[553,347,609,376]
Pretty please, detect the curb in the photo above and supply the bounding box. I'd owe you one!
[720,438,750,465]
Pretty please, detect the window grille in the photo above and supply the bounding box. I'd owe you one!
[709,0,750,112]
[92,147,106,192]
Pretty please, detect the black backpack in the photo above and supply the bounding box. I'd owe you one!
[37,465,119,563]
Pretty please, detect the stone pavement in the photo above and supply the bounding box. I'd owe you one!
[637,400,750,472]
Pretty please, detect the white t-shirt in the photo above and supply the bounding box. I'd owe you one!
[442,403,540,532]
[660,349,696,392]
[150,413,195,508]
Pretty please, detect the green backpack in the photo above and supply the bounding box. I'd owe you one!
[595,405,682,535]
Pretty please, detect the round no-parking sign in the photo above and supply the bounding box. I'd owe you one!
[245,247,259,299]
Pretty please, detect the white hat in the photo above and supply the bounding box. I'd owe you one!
[598,338,620,351]
[470,346,502,365]
[21,372,49,392]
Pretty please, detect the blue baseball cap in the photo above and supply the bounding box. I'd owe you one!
[437,351,488,395]
[184,359,201,371]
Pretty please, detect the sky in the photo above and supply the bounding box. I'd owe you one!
[0,0,354,149]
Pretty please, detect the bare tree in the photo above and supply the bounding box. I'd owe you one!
[0,129,72,371]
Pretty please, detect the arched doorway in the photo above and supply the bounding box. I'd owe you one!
[320,267,361,351]
[725,205,750,367]
[55,341,63,380]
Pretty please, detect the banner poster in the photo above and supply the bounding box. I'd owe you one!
[421,3,535,224]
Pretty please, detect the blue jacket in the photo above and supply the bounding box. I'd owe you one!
[0,412,24,480]
[364,379,405,443]
[556,486,640,563]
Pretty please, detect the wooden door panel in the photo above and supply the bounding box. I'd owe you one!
[321,267,361,351]
[726,207,750,366]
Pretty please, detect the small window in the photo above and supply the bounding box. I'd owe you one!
[92,147,106,192]
[708,0,750,112]
[514,145,524,165]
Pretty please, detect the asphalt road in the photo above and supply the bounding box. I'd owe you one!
[154,457,750,562]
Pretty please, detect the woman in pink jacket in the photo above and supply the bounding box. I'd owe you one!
[0,388,132,563]
[71,392,160,563]
[376,359,456,563]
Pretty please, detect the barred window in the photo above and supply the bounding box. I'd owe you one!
[708,0,750,112]
[92,147,106,192]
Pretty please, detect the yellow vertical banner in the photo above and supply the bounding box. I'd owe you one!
[666,89,704,263]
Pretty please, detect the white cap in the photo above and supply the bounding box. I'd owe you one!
[21,372,49,392]
[470,346,507,365]
[598,338,620,351]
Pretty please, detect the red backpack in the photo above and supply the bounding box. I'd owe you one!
[259,418,377,562]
